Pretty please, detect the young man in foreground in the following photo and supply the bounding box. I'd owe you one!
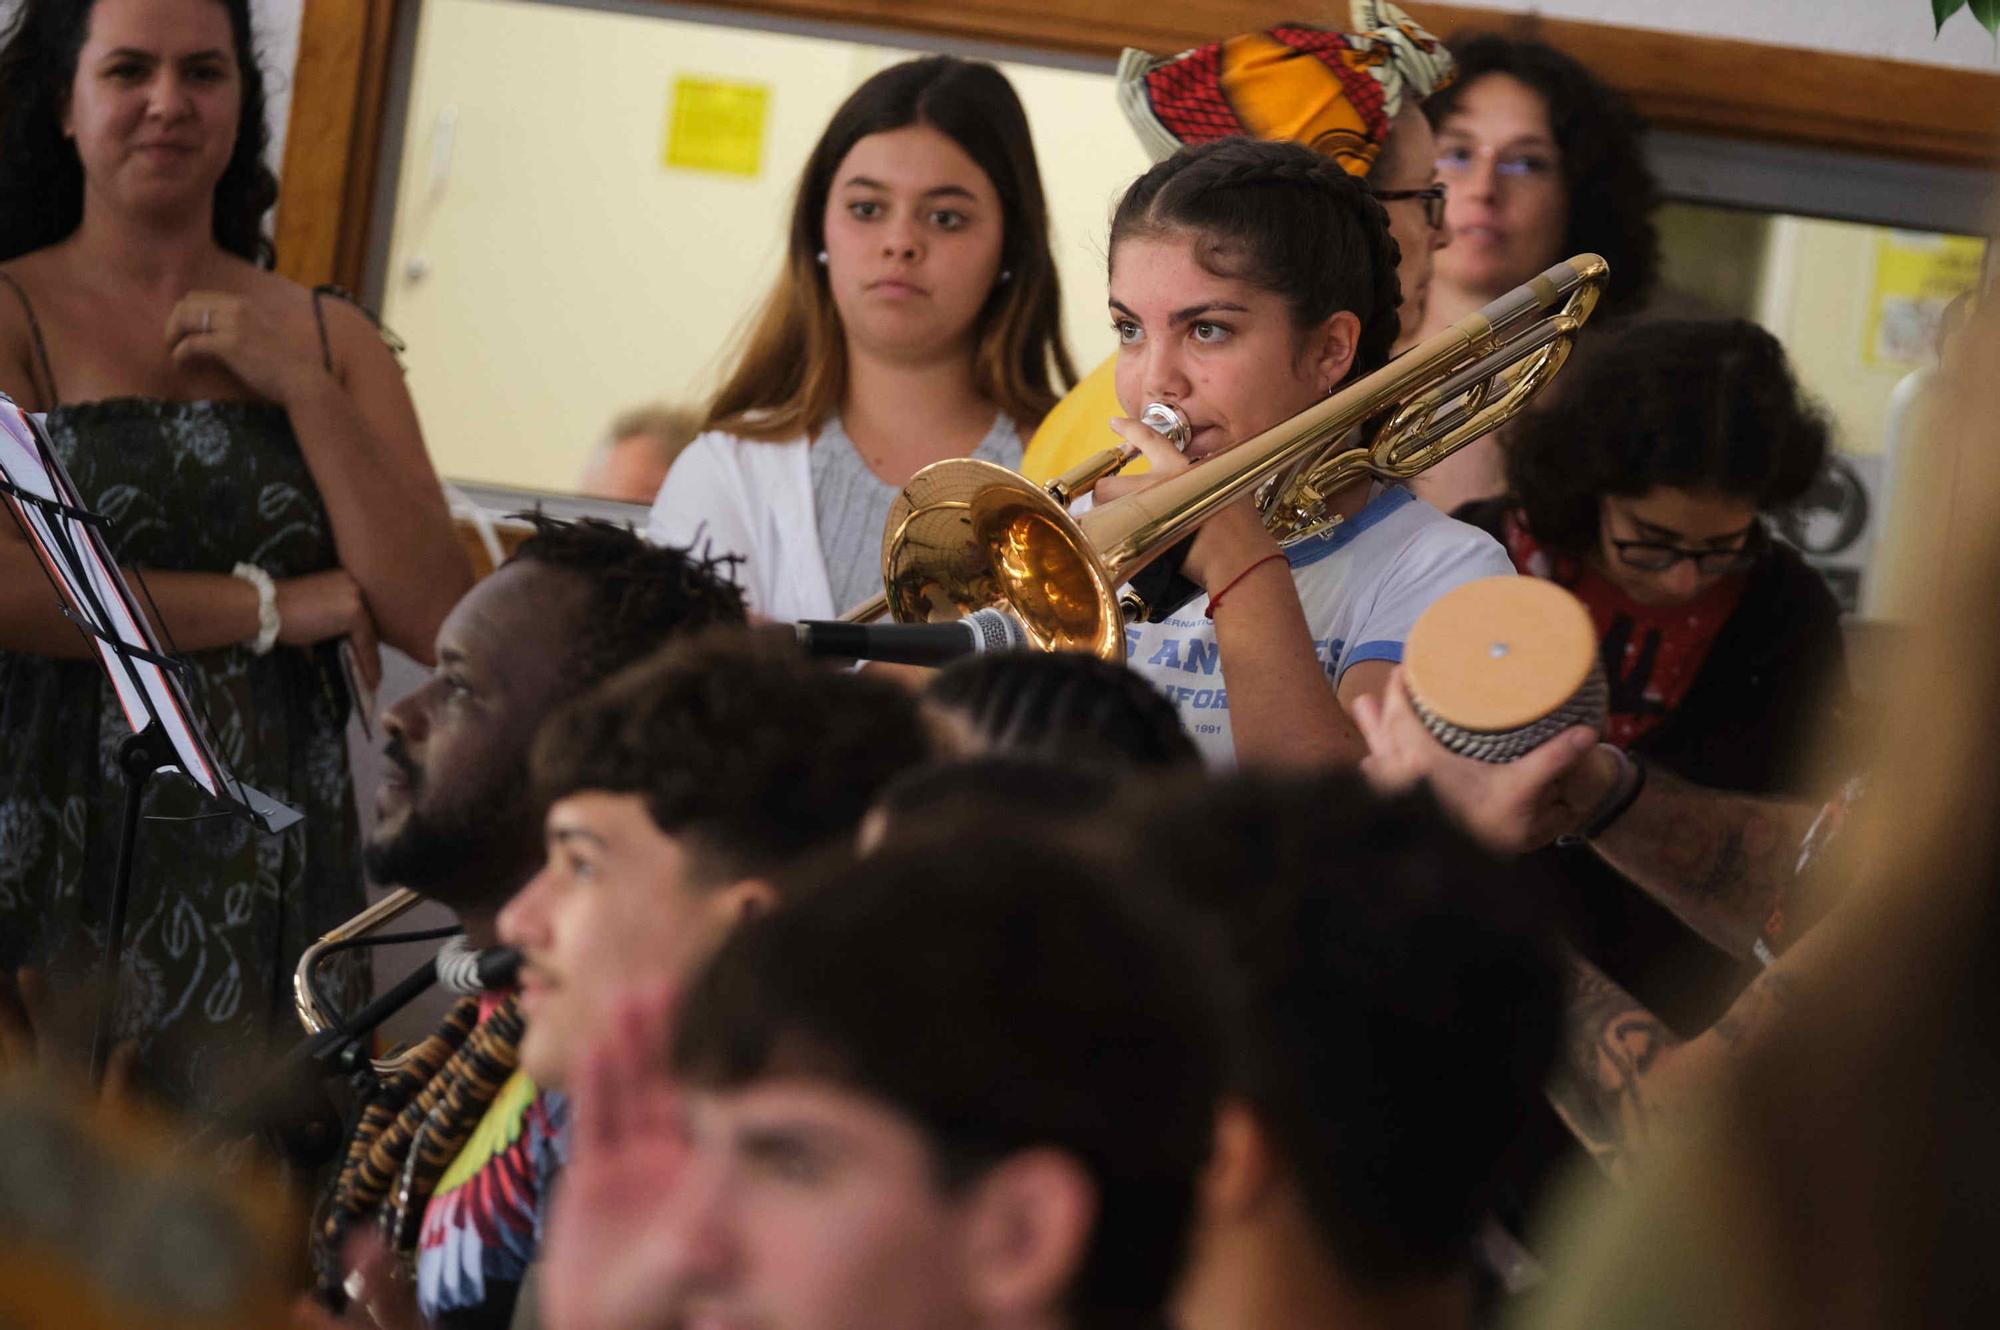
[541,833,1223,1330]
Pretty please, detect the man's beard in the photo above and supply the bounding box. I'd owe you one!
[364,766,537,910]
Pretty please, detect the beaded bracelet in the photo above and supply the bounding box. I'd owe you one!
[231,562,280,656]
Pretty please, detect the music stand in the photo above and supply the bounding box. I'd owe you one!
[0,395,301,1081]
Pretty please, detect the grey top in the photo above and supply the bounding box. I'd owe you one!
[810,411,1022,615]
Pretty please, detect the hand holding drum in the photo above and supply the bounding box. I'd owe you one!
[1356,577,1615,855]
[1400,576,1607,762]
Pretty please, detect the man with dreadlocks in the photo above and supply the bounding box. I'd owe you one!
[303,516,745,1330]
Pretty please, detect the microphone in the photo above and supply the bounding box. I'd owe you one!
[477,946,523,990]
[435,940,523,994]
[795,608,1030,665]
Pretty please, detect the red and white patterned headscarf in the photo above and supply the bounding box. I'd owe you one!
[1116,0,1456,176]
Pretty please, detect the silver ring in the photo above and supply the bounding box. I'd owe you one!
[200,309,211,335]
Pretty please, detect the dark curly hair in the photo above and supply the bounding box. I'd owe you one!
[532,626,931,886]
[1135,772,1563,1286]
[925,651,1198,772]
[1110,137,1403,382]
[0,0,279,265]
[1506,318,1829,557]
[1426,32,1659,314]
[506,513,747,689]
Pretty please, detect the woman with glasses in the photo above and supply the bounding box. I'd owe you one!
[1459,316,1849,1036]
[1409,31,1661,512]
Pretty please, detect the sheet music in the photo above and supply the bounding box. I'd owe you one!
[0,399,253,811]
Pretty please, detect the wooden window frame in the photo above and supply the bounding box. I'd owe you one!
[274,0,2000,290]
[273,0,398,290]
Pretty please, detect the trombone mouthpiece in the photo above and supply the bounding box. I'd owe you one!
[1141,401,1192,454]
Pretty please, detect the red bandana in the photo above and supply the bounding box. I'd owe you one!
[1503,512,1746,748]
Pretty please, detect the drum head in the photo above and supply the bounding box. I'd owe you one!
[1404,576,1598,735]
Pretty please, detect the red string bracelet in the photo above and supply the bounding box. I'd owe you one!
[1205,552,1289,619]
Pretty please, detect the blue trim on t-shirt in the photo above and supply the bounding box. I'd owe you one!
[1343,639,1405,668]
[1284,485,1418,571]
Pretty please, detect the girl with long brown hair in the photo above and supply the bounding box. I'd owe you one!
[647,55,1074,621]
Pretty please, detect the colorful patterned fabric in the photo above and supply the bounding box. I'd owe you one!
[416,1070,570,1328]
[314,993,527,1310]
[1115,0,1455,171]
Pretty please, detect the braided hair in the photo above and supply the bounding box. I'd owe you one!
[1110,137,1403,383]
[925,650,1199,772]
[0,0,279,264]
[505,513,747,688]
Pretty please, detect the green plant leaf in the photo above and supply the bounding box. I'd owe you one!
[1971,0,2000,34]
[1936,0,1968,33]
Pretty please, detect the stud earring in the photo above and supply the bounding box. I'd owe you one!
[999,268,1014,284]
[816,250,829,266]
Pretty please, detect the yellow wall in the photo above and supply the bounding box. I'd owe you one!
[380,0,1146,492]
[1759,217,1902,458]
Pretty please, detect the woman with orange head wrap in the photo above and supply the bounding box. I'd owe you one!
[1020,0,1455,484]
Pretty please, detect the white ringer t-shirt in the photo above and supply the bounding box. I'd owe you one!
[1123,485,1515,767]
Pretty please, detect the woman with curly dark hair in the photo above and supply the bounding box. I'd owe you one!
[1411,31,1661,512]
[1459,317,1850,1035]
[0,0,468,1115]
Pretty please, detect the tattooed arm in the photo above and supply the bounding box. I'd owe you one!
[1548,955,1681,1186]
[1551,946,1806,1185]
[1354,668,1817,929]
[1588,767,1819,961]
[1355,670,1840,957]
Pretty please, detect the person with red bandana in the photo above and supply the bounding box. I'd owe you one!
[1448,316,1852,1216]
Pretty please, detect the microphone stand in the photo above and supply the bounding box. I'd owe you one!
[203,939,517,1156]
[193,955,446,1157]
[97,723,180,1079]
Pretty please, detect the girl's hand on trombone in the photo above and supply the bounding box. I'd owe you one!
[1094,416,1283,593]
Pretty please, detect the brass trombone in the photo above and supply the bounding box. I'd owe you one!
[856,253,1606,657]
[293,885,432,1077]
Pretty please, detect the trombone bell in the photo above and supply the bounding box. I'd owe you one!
[882,460,1123,659]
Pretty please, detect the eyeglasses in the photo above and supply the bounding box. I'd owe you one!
[1608,534,1762,576]
[1369,183,1447,230]
[1434,145,1560,184]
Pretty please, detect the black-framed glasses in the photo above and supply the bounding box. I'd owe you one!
[1369,183,1447,230]
[1608,533,1762,576]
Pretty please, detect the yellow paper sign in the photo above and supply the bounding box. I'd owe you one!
[1863,230,1986,368]
[663,75,769,178]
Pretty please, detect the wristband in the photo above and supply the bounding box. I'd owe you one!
[1558,745,1646,845]
[232,562,280,655]
[1584,748,1648,840]
[1205,553,1289,619]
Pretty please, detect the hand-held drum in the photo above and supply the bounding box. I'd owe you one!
[1400,576,1607,763]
